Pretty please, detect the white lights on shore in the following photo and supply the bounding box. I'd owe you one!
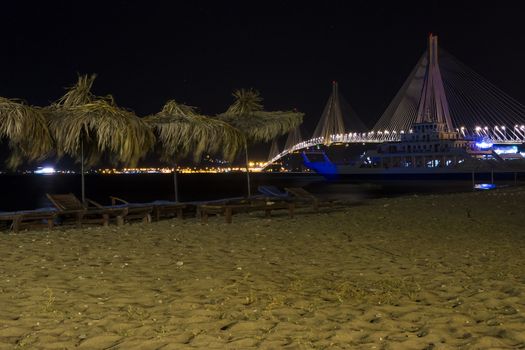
[34,167,56,175]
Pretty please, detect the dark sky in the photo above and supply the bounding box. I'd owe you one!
[2,0,524,161]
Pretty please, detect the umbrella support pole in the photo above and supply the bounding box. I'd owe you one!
[81,140,85,204]
[244,143,251,197]
[173,164,179,203]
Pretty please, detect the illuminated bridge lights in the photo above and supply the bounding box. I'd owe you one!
[265,124,525,167]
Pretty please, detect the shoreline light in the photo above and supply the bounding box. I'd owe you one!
[34,167,55,175]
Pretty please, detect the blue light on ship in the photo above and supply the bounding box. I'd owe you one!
[301,152,338,180]
[475,141,493,149]
[474,183,496,190]
[493,146,518,154]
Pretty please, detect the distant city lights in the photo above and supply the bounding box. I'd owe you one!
[96,164,267,174]
[18,163,272,175]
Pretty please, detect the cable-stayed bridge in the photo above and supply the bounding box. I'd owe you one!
[266,35,525,166]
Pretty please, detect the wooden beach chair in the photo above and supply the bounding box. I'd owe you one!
[46,193,124,228]
[110,197,184,222]
[198,198,295,224]
[0,209,56,232]
[150,201,188,221]
[249,197,296,219]
[259,185,329,211]
[257,185,289,199]
[108,197,154,224]
[284,187,340,212]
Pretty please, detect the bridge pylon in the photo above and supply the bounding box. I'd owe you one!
[267,138,281,162]
[416,34,454,131]
[284,126,303,151]
[312,81,366,145]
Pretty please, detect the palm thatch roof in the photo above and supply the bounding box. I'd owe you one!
[0,97,53,169]
[217,89,304,143]
[55,74,97,108]
[45,74,154,167]
[146,100,244,162]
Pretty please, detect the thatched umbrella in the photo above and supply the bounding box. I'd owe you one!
[46,75,155,202]
[218,89,303,196]
[146,100,244,202]
[0,97,53,169]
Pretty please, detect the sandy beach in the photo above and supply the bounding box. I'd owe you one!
[1,186,524,349]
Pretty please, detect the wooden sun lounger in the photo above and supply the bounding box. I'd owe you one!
[284,187,340,212]
[110,197,184,222]
[198,199,295,224]
[0,210,56,232]
[47,193,125,228]
[257,185,289,198]
[151,202,187,221]
[109,197,153,224]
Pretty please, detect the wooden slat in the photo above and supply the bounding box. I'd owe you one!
[46,193,84,211]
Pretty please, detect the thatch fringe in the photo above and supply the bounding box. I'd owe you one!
[146,100,244,162]
[0,97,53,169]
[45,75,154,167]
[218,89,304,143]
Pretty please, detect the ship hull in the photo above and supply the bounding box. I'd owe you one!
[325,167,524,182]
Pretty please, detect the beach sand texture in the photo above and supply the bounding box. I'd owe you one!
[1,186,524,349]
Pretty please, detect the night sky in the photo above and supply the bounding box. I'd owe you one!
[2,1,524,161]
